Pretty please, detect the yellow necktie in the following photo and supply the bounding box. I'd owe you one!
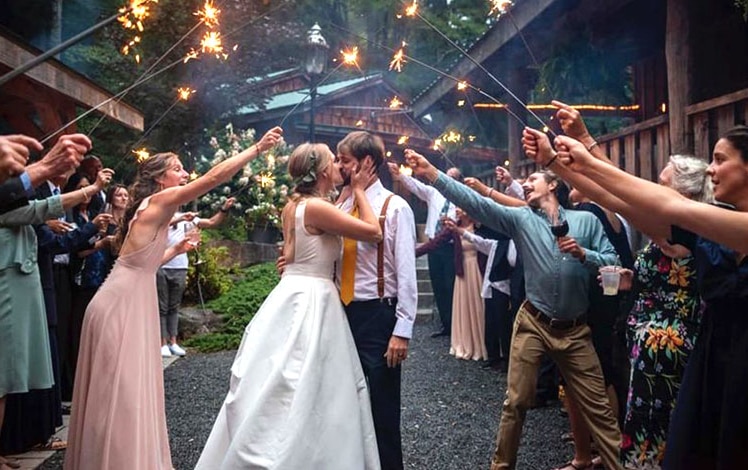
[340,204,359,305]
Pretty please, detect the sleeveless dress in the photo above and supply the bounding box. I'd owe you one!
[196,201,380,470]
[450,236,487,361]
[65,198,172,470]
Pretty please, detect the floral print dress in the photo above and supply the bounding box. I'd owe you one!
[621,243,701,469]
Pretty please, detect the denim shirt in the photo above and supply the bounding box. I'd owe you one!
[433,172,616,320]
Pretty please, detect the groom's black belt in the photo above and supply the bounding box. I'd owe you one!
[354,297,398,307]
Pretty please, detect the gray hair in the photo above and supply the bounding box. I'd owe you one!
[669,154,714,203]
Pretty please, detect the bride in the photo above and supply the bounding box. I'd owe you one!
[196,143,382,469]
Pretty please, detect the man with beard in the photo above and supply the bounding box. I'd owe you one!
[335,131,417,470]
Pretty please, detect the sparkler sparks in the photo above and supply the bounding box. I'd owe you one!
[194,0,220,29]
[118,0,158,60]
[399,164,413,176]
[389,96,403,109]
[389,42,408,72]
[488,0,514,17]
[405,1,419,17]
[397,136,409,145]
[177,87,196,100]
[133,148,151,162]
[200,31,224,56]
[259,172,275,189]
[341,46,359,66]
[189,170,199,181]
[457,81,468,91]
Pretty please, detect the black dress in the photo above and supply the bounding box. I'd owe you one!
[663,226,748,469]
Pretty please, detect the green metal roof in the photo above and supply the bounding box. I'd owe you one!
[236,74,378,115]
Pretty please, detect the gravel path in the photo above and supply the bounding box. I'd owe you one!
[41,319,573,469]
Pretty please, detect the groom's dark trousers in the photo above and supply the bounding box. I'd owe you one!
[346,298,403,470]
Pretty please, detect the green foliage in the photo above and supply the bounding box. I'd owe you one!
[183,262,280,352]
[183,245,235,303]
[737,0,748,21]
[195,125,294,232]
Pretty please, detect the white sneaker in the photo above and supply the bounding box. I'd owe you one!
[161,345,173,357]
[169,343,186,357]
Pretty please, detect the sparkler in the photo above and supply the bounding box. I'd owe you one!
[190,170,199,181]
[398,164,413,176]
[259,172,275,189]
[488,0,514,18]
[133,148,151,162]
[118,0,159,62]
[0,5,137,87]
[397,136,409,145]
[325,22,528,128]
[389,96,403,109]
[400,2,553,134]
[194,0,220,29]
[278,45,360,128]
[389,42,408,72]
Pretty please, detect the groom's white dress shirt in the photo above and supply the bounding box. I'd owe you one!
[338,179,418,339]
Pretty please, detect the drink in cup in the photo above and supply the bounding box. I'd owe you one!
[600,266,621,296]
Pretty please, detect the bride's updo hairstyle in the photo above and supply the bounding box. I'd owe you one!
[288,143,331,200]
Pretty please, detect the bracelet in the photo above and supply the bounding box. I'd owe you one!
[586,141,599,152]
[486,188,495,198]
[544,152,559,168]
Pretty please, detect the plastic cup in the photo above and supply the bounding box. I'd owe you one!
[600,266,621,296]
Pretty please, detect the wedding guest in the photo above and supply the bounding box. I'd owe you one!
[522,124,748,469]
[405,149,621,470]
[64,127,283,470]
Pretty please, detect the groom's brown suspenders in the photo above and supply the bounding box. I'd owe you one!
[377,194,394,299]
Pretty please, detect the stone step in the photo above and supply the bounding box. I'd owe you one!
[416,268,430,281]
[415,255,428,269]
[417,279,432,293]
[417,292,434,311]
[416,308,434,320]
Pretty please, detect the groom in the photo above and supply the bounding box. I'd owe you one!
[336,131,417,470]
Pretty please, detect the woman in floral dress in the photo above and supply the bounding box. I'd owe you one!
[617,155,712,469]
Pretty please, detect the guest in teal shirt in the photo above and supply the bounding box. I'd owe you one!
[405,149,624,470]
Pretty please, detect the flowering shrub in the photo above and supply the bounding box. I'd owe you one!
[196,124,293,233]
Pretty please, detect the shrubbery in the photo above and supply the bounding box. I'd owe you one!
[183,262,280,352]
[183,245,235,304]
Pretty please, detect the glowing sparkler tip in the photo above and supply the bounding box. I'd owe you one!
[457,81,468,91]
[341,46,359,66]
[189,171,199,181]
[399,164,413,176]
[489,0,514,17]
[389,97,403,109]
[405,0,418,17]
[133,148,151,163]
[397,136,409,145]
[195,0,221,29]
[177,87,196,101]
[389,46,407,73]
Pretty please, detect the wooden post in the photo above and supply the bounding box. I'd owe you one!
[665,0,692,153]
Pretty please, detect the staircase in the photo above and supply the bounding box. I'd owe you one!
[416,254,435,321]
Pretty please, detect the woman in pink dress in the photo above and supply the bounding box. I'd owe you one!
[64,127,283,470]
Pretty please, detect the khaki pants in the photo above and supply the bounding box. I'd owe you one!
[490,304,622,470]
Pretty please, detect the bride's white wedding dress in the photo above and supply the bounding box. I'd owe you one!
[195,201,380,470]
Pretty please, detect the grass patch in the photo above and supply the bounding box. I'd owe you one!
[183,262,280,352]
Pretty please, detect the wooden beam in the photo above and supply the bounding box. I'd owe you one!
[685,87,748,116]
[411,0,557,116]
[0,34,143,131]
[665,0,691,153]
